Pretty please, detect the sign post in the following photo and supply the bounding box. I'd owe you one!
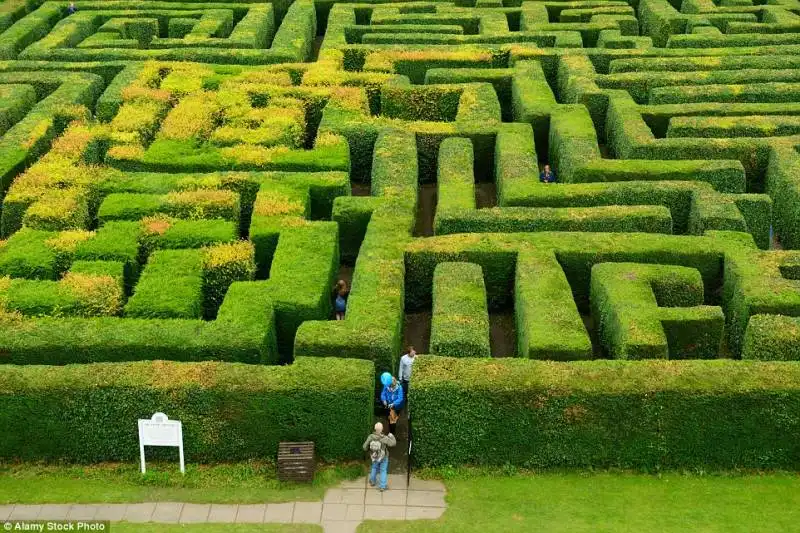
[138,412,185,474]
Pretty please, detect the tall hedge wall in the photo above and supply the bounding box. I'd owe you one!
[0,357,373,462]
[411,357,800,469]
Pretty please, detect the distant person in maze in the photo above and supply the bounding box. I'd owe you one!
[398,346,416,401]
[67,1,77,14]
[539,164,556,183]
[333,279,348,320]
[363,422,396,492]
[380,372,404,435]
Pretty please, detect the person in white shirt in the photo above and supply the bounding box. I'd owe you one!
[398,346,416,401]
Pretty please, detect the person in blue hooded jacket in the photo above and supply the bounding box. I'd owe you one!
[380,372,404,435]
[539,164,556,183]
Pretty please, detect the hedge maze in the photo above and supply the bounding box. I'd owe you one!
[1,0,800,469]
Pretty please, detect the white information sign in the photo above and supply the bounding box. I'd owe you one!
[138,412,185,474]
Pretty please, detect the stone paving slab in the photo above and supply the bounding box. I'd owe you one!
[1,475,448,533]
[93,504,127,521]
[293,501,323,524]
[207,504,238,522]
[123,503,155,522]
[152,502,183,523]
[322,489,365,506]
[67,504,99,520]
[264,503,294,523]
[236,504,266,523]
[345,504,364,521]
[9,505,41,520]
[324,489,345,503]
[386,474,408,490]
[324,488,366,504]
[341,489,366,504]
[179,503,211,523]
[364,504,406,520]
[366,489,407,506]
[0,505,15,521]
[406,506,446,519]
[321,503,348,521]
[407,489,447,507]
[38,504,72,520]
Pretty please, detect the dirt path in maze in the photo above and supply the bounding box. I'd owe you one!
[414,183,437,237]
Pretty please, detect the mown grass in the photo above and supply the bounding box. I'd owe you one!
[0,461,363,504]
[360,469,800,533]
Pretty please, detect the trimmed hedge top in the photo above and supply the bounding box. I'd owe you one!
[0,356,372,392]
[412,356,800,394]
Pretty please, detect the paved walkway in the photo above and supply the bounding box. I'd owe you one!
[0,475,447,533]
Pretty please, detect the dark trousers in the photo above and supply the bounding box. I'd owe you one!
[387,404,398,435]
[401,380,409,405]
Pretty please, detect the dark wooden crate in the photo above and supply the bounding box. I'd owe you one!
[277,441,315,483]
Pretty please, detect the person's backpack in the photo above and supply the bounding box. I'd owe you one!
[369,438,384,462]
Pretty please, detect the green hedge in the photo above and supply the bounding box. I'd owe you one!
[266,222,339,361]
[605,91,773,206]
[767,145,800,249]
[139,218,237,257]
[494,123,538,207]
[435,205,673,236]
[0,0,39,35]
[124,249,204,319]
[8,1,307,64]
[0,260,125,318]
[75,221,140,293]
[0,2,61,59]
[430,262,491,357]
[600,67,800,105]
[722,242,800,357]
[98,191,241,225]
[667,32,800,49]
[650,82,800,105]
[742,314,800,361]
[405,232,727,313]
[294,129,415,373]
[411,356,800,469]
[0,357,373,462]
[590,262,724,359]
[515,251,592,360]
[667,115,800,138]
[0,280,278,365]
[0,84,36,135]
[0,72,103,211]
[0,227,58,280]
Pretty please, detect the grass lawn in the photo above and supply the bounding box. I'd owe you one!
[113,525,320,532]
[0,461,363,504]
[359,471,800,533]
